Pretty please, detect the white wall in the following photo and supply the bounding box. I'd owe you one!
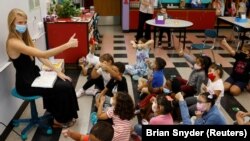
[0,0,47,135]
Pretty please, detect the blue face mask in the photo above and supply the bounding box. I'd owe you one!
[15,24,27,33]
[163,88,171,94]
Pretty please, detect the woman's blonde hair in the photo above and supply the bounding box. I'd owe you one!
[6,8,34,47]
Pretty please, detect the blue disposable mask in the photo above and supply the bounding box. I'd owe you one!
[163,88,171,94]
[15,24,27,33]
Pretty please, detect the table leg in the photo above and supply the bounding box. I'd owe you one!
[217,17,219,36]
[153,26,156,48]
[183,28,186,49]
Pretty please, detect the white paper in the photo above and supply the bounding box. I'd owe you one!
[158,15,164,20]
[31,71,57,88]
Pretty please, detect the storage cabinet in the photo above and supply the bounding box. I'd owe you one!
[128,8,216,31]
[44,14,95,63]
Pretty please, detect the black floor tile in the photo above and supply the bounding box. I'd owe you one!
[114,35,124,38]
[167,53,182,58]
[173,62,190,67]
[161,47,175,50]
[221,92,248,120]
[180,40,193,44]
[65,68,81,88]
[149,54,154,58]
[163,68,181,80]
[196,35,205,38]
[114,40,125,44]
[223,67,232,75]
[218,35,227,39]
[219,54,232,57]
[114,46,126,50]
[113,54,127,58]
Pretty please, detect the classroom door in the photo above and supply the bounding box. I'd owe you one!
[93,0,121,25]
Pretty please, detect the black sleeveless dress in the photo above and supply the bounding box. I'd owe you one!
[12,54,79,123]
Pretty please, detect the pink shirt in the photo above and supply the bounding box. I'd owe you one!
[106,107,132,141]
[149,114,174,125]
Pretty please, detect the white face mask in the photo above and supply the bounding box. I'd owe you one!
[151,101,158,113]
[194,63,201,70]
[163,88,171,94]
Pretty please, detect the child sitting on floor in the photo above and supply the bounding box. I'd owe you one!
[79,37,100,76]
[221,38,250,96]
[125,38,153,80]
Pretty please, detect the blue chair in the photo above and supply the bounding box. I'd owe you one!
[11,88,53,140]
[191,29,217,54]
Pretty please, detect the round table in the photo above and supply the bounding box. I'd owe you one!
[146,19,193,48]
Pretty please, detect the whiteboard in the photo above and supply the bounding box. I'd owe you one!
[0,0,44,69]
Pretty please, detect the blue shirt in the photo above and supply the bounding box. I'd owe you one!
[152,69,164,88]
[179,100,227,125]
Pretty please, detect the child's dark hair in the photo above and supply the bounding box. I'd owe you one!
[90,121,114,141]
[209,63,223,78]
[196,56,206,69]
[201,55,212,75]
[114,62,125,73]
[139,38,147,43]
[99,53,114,64]
[156,94,174,114]
[114,92,135,120]
[155,57,166,70]
[199,92,218,106]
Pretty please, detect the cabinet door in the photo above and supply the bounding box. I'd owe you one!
[46,23,88,63]
[129,10,139,30]
[187,11,203,30]
[201,11,216,29]
[167,10,187,20]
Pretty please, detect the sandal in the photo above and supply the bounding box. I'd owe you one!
[53,119,76,128]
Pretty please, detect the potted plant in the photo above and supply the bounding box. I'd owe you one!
[55,0,81,18]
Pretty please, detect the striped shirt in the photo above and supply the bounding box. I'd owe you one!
[106,107,132,141]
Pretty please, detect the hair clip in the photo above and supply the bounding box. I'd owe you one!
[207,89,214,99]
[208,94,213,99]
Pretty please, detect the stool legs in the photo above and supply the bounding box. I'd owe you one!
[12,100,53,140]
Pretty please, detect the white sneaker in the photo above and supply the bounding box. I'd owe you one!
[85,88,99,96]
[76,88,85,98]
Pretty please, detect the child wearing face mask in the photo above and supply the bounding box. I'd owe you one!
[186,63,224,116]
[125,38,153,80]
[134,94,174,137]
[175,92,226,125]
[176,52,210,97]
[221,38,250,96]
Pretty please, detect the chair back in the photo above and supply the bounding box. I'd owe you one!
[205,29,217,38]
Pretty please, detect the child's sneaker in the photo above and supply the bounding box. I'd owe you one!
[85,88,99,96]
[76,88,85,98]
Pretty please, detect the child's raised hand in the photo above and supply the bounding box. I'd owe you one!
[130,40,137,48]
[175,92,184,101]
[150,96,156,103]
